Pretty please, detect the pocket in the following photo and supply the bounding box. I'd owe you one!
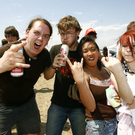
[86,120,107,134]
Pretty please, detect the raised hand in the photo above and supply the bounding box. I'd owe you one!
[0,42,30,74]
[101,57,122,74]
[66,56,84,83]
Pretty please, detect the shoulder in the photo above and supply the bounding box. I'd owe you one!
[50,44,62,56]
[50,44,62,51]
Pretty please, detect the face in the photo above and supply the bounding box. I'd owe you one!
[87,34,96,41]
[121,44,135,63]
[6,35,18,42]
[59,28,80,48]
[82,42,99,67]
[25,21,50,58]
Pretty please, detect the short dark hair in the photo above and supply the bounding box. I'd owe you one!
[78,36,102,70]
[27,17,53,37]
[4,26,20,40]
[1,39,8,45]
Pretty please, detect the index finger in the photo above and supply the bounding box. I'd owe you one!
[65,56,72,67]
[10,42,26,52]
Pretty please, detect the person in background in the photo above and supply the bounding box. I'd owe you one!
[102,29,135,134]
[101,46,108,57]
[85,27,97,41]
[46,15,86,135]
[127,21,135,31]
[4,26,20,43]
[0,42,30,74]
[1,39,8,46]
[66,36,117,135]
[0,17,53,135]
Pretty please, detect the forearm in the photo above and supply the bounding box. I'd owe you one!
[111,71,134,104]
[44,66,56,80]
[76,78,96,112]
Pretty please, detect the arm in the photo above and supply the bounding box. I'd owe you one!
[66,56,96,112]
[101,57,134,104]
[0,42,30,74]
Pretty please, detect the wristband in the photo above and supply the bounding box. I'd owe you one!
[51,64,56,69]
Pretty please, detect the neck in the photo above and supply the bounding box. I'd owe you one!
[69,41,78,51]
[24,45,37,59]
[84,64,99,73]
[127,61,135,72]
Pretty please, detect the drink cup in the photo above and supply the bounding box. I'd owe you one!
[106,87,121,108]
[59,44,69,66]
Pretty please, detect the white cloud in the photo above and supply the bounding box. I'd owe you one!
[74,11,82,15]
[16,20,23,22]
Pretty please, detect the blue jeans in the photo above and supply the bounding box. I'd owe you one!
[46,103,86,135]
[86,118,117,135]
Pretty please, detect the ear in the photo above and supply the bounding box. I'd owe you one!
[76,30,80,37]
[25,29,30,38]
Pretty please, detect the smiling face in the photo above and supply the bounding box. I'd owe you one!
[82,41,99,67]
[25,21,50,58]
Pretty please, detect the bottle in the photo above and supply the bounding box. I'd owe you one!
[59,44,69,66]
[10,44,23,77]
[106,87,121,108]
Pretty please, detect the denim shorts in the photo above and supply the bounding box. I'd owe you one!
[0,96,41,135]
[86,118,117,135]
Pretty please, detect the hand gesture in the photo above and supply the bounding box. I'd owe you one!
[0,42,30,73]
[66,56,84,83]
[101,57,122,74]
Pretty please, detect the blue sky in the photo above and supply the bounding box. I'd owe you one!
[0,0,135,50]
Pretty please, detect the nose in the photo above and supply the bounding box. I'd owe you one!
[38,35,43,41]
[88,50,92,55]
[127,46,131,52]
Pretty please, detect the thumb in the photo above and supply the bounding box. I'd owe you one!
[81,58,83,67]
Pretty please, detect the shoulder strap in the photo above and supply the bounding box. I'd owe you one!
[84,72,91,80]
[103,67,110,75]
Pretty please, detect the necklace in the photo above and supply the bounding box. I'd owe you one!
[123,61,135,79]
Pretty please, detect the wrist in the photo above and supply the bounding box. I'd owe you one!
[51,64,56,69]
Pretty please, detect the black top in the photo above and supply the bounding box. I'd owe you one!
[0,42,51,106]
[50,44,84,108]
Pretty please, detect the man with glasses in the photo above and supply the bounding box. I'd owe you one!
[46,15,86,135]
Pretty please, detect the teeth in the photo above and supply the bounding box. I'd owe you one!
[89,58,94,60]
[35,43,40,46]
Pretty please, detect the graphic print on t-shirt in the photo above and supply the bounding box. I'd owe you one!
[59,58,78,78]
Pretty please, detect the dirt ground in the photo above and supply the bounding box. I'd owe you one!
[12,74,72,135]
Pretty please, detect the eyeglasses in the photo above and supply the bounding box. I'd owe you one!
[59,31,76,37]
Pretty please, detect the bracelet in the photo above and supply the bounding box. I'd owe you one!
[51,64,56,69]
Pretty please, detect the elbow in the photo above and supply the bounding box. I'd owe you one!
[44,75,52,80]
[87,104,96,112]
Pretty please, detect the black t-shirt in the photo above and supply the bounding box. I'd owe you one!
[0,43,51,106]
[50,44,84,108]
